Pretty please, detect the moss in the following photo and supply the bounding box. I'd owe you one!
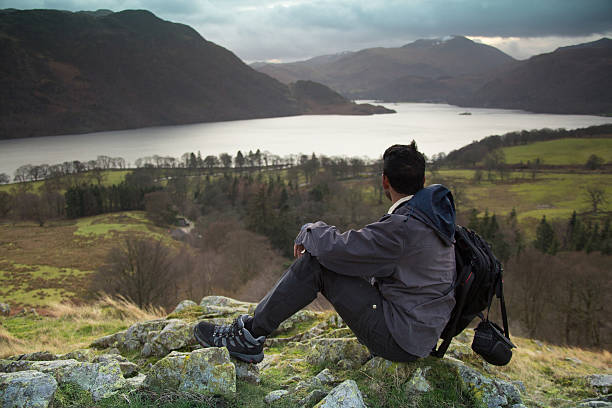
[167,306,205,321]
[53,383,94,408]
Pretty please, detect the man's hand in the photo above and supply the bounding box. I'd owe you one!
[294,243,305,258]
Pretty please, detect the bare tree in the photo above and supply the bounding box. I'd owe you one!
[93,236,178,308]
[585,186,608,213]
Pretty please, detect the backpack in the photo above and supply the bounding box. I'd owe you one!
[430,224,515,364]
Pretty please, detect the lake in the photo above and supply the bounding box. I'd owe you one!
[1,102,611,177]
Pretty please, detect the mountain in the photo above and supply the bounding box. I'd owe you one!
[253,36,517,101]
[0,9,391,140]
[467,38,612,114]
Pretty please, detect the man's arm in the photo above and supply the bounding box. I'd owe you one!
[294,216,404,278]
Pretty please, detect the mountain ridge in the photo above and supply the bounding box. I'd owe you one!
[0,9,391,140]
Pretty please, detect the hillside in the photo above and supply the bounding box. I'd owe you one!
[468,38,612,115]
[254,37,612,114]
[0,9,391,140]
[1,295,611,408]
[254,36,516,101]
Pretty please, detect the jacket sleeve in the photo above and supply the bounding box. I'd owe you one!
[294,216,404,278]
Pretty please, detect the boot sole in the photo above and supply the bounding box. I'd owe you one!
[193,325,264,364]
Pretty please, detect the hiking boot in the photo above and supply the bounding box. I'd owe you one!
[193,314,265,363]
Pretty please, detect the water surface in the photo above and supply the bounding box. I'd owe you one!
[1,102,610,176]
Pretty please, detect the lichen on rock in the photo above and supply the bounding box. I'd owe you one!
[0,370,57,408]
[144,348,236,397]
[306,338,370,368]
[314,379,366,408]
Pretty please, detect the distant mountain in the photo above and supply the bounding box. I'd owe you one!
[253,36,516,101]
[467,38,612,114]
[289,80,394,115]
[0,9,391,140]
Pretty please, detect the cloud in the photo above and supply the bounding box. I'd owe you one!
[1,0,611,61]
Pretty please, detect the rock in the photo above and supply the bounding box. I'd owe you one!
[361,357,411,381]
[314,379,366,408]
[122,319,169,352]
[145,348,236,397]
[564,357,583,365]
[91,330,126,349]
[306,338,370,368]
[94,354,139,378]
[59,349,96,362]
[0,302,10,316]
[0,370,57,408]
[199,295,255,316]
[405,367,431,393]
[9,351,57,361]
[124,373,146,390]
[234,359,260,384]
[16,308,37,317]
[299,389,328,407]
[264,389,289,404]
[172,299,198,314]
[588,375,612,394]
[579,402,612,408]
[0,359,126,401]
[448,342,474,360]
[141,320,196,357]
[273,310,318,335]
[443,357,523,408]
[315,368,335,385]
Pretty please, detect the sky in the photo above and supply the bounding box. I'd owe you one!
[1,0,611,63]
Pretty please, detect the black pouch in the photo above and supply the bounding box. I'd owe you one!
[471,320,516,366]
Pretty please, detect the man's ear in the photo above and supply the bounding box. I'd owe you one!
[382,174,390,189]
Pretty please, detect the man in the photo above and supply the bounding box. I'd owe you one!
[194,142,456,363]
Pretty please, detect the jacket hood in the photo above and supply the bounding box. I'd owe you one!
[396,184,456,244]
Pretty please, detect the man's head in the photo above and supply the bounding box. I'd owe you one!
[382,142,425,200]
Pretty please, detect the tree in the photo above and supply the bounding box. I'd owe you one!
[145,191,177,226]
[534,215,558,254]
[0,191,12,218]
[235,151,245,170]
[92,236,177,308]
[0,173,9,184]
[219,153,233,169]
[584,186,608,213]
[203,155,220,170]
[585,154,604,170]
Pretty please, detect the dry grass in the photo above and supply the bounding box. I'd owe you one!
[0,295,164,358]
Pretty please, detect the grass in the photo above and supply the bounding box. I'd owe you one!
[0,212,171,309]
[501,138,612,166]
[0,295,164,358]
[435,169,612,223]
[0,170,131,193]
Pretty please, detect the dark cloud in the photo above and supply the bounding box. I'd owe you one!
[1,0,611,61]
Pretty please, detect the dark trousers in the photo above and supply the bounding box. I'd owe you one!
[251,253,418,362]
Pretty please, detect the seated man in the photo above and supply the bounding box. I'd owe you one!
[194,142,456,363]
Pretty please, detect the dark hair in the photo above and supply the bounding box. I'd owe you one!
[382,141,425,195]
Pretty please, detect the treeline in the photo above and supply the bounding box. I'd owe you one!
[436,124,612,167]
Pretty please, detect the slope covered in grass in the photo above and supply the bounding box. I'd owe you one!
[501,138,612,165]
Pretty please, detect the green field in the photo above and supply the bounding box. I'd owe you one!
[501,138,612,165]
[0,170,131,193]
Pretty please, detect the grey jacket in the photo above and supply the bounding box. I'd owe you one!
[295,184,456,357]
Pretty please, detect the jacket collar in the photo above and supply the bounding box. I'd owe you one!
[387,195,414,214]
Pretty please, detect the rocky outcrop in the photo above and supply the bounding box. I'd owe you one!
[3,295,606,407]
[0,303,9,316]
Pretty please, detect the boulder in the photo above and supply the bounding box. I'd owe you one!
[314,379,366,408]
[141,320,196,357]
[9,351,57,362]
[299,389,328,407]
[199,295,255,316]
[306,338,370,369]
[273,310,318,335]
[265,389,289,404]
[361,357,411,381]
[122,319,169,351]
[234,359,260,384]
[0,302,10,316]
[443,357,523,408]
[0,359,125,401]
[91,330,126,350]
[145,348,236,397]
[405,367,431,393]
[59,349,96,363]
[587,375,612,394]
[124,373,146,390]
[0,370,57,408]
[171,299,198,314]
[94,354,139,378]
